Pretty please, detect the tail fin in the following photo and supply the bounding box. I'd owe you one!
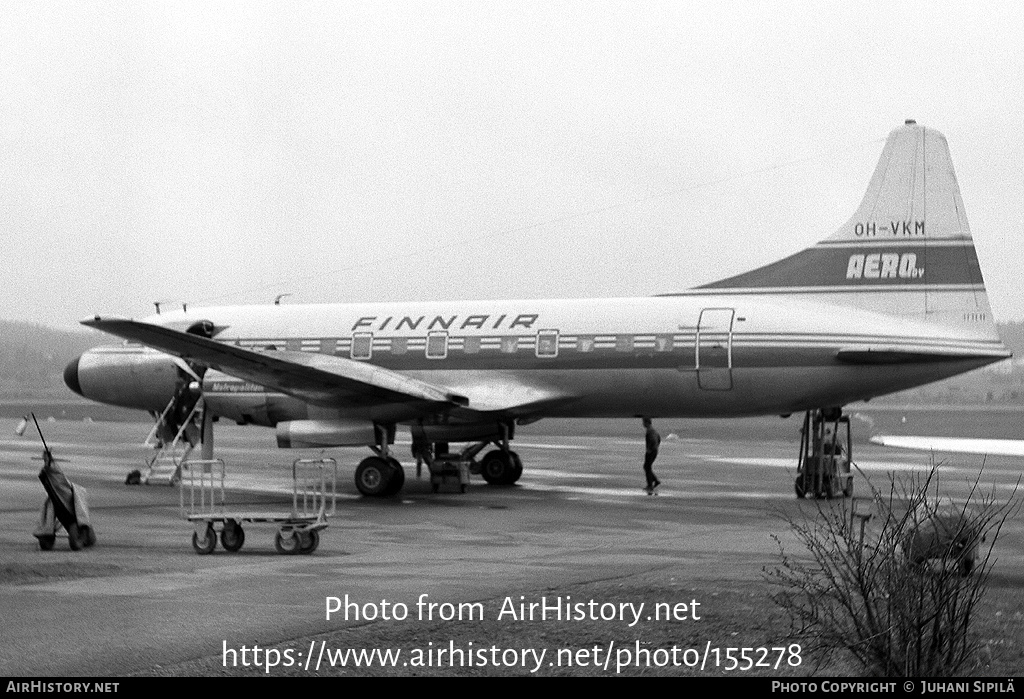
[697,121,1000,339]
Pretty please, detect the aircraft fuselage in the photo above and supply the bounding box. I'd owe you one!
[69,293,1006,427]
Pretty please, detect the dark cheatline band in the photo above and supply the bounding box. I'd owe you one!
[690,243,983,290]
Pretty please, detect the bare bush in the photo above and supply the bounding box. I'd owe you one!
[766,462,1021,677]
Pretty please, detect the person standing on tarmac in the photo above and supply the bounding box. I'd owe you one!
[641,417,661,494]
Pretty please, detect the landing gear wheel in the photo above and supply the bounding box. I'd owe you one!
[192,525,216,555]
[297,530,320,554]
[794,477,806,499]
[842,477,853,498]
[82,525,96,548]
[509,451,523,484]
[221,522,245,552]
[481,450,516,485]
[355,456,394,497]
[37,535,55,551]
[274,530,300,555]
[384,457,405,496]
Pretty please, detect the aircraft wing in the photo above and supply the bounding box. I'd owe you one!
[870,435,1024,457]
[82,316,469,413]
[440,375,574,417]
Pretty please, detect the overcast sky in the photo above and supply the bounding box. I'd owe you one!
[2,1,1022,331]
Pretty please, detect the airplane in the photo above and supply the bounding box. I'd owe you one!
[64,120,1012,498]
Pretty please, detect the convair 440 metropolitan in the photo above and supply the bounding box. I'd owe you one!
[65,122,1010,497]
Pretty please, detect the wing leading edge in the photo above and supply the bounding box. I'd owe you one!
[82,316,468,415]
[81,316,570,421]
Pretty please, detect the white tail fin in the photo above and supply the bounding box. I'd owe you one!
[698,121,999,340]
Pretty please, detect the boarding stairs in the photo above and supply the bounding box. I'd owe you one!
[142,396,204,486]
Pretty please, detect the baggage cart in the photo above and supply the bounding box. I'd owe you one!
[21,414,96,551]
[34,450,96,551]
[180,458,337,555]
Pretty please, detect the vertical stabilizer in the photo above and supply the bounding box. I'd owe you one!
[696,122,1000,340]
[829,121,971,243]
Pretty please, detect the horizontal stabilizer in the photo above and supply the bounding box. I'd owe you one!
[871,435,1024,458]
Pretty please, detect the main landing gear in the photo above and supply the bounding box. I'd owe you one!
[479,449,523,486]
[353,423,524,497]
[354,455,405,497]
[795,408,854,500]
[354,424,405,497]
[475,421,522,486]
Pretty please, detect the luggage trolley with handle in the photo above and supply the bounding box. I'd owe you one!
[180,458,337,555]
[20,413,97,552]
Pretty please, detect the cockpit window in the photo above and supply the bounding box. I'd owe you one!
[186,320,215,338]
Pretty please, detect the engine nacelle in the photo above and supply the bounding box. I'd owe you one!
[64,344,182,412]
[276,419,377,449]
[202,370,309,427]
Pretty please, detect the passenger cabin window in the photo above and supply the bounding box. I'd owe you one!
[186,320,215,338]
[426,331,448,359]
[351,333,372,360]
[536,329,559,358]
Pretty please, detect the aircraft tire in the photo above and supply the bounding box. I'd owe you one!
[221,522,245,552]
[794,477,806,499]
[509,451,523,484]
[481,450,515,485]
[355,456,394,497]
[192,525,216,555]
[37,535,55,551]
[384,457,405,496]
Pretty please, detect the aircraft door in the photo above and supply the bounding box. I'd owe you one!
[697,308,734,390]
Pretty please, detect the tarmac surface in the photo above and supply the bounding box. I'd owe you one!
[1,418,1022,676]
